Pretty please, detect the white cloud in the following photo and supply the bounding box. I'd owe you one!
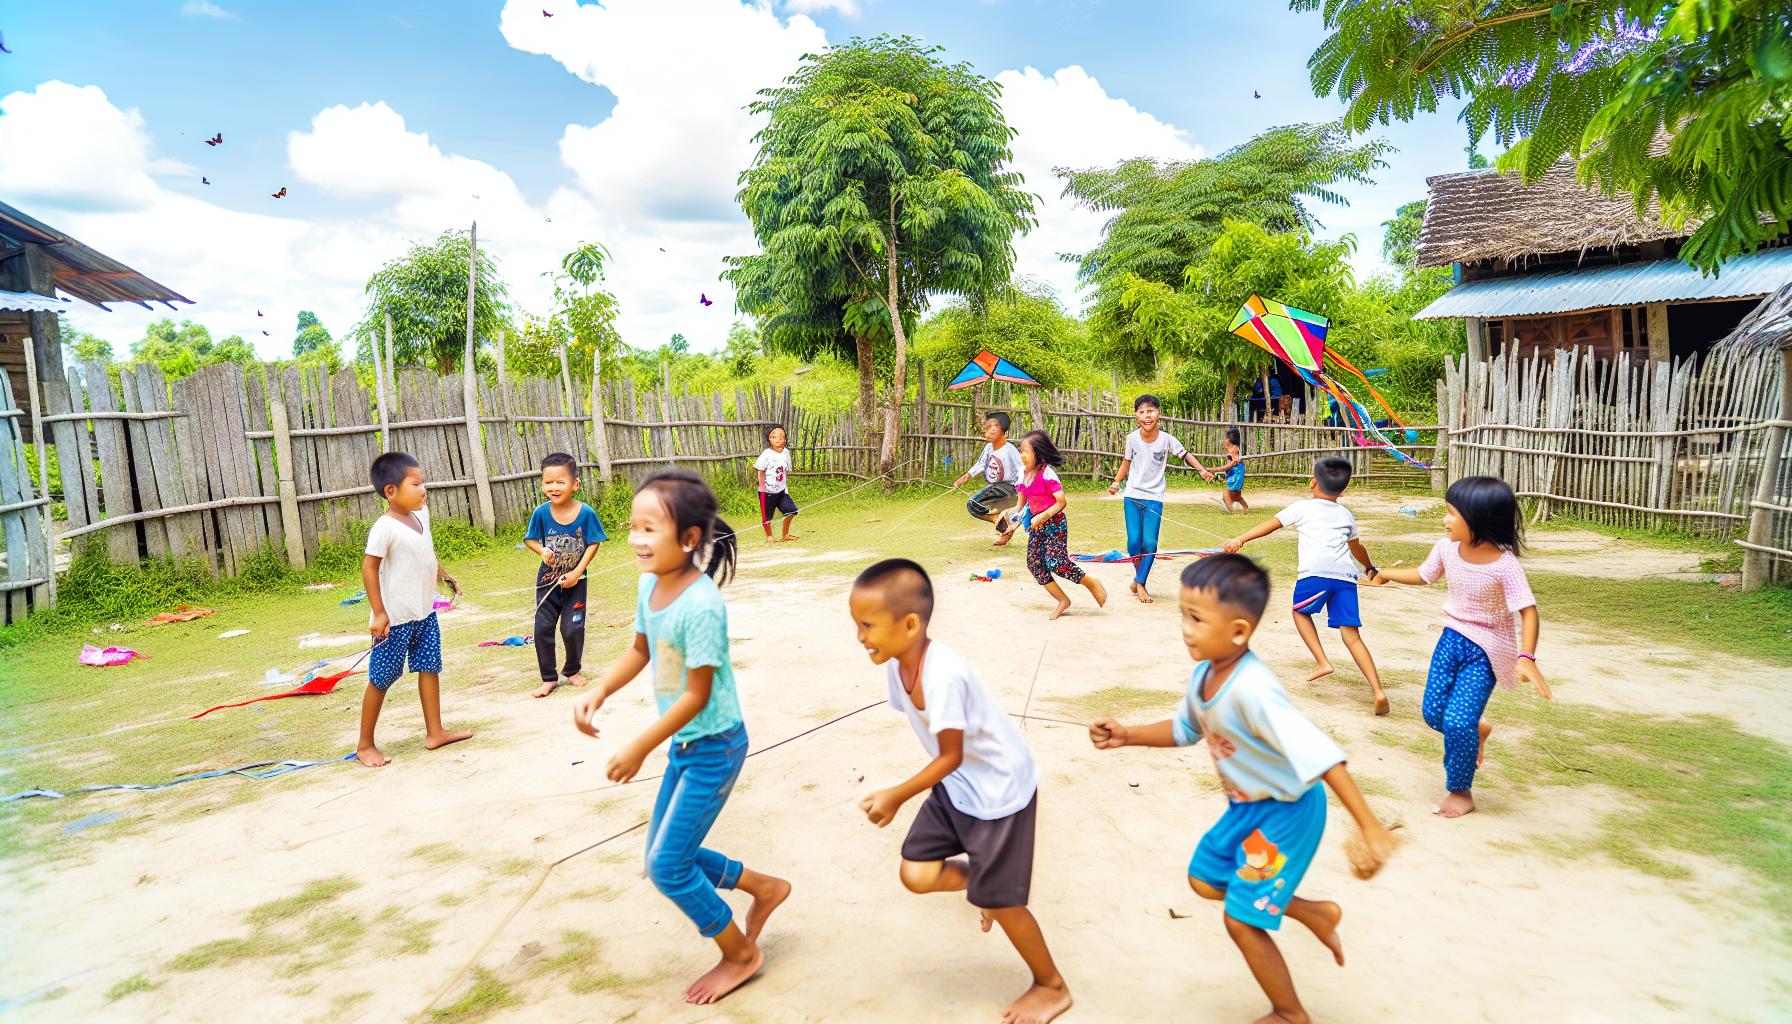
[180,1,239,21]
[0,82,163,212]
[784,0,860,16]
[992,65,1202,310]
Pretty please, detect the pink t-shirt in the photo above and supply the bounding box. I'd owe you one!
[1419,539,1537,690]
[1017,465,1064,516]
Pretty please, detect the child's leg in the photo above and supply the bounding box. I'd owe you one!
[757,491,773,539]
[985,906,1073,1023]
[1049,528,1106,610]
[779,494,799,540]
[559,578,588,685]
[1291,611,1334,681]
[411,614,470,750]
[1122,498,1144,594]
[357,624,409,766]
[355,684,390,767]
[1029,523,1077,620]
[1336,626,1389,715]
[1435,633,1497,818]
[1225,914,1310,1024]
[533,581,562,697]
[1135,498,1162,594]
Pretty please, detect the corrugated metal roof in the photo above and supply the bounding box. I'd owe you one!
[0,289,75,313]
[1414,246,1792,319]
[0,200,193,310]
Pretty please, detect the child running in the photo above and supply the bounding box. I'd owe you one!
[1019,430,1107,620]
[1106,394,1212,603]
[523,452,606,698]
[754,424,799,543]
[357,452,474,767]
[953,411,1026,547]
[1366,476,1551,818]
[1089,554,1396,1024]
[1225,457,1390,716]
[849,558,1072,1024]
[571,468,790,1005]
[1218,427,1248,514]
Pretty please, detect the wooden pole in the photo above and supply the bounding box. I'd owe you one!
[495,329,512,422]
[590,348,613,483]
[383,312,397,421]
[267,389,307,568]
[461,222,497,533]
[20,334,55,607]
[1741,348,1792,591]
[371,328,390,450]
[558,342,575,413]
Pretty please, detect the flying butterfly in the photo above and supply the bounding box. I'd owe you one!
[699,293,713,307]
[205,133,223,146]
[543,9,553,16]
[202,176,211,185]
[0,29,12,54]
[271,187,287,198]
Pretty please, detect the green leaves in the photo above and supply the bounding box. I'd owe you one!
[358,229,510,372]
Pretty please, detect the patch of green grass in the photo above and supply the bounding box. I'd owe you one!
[409,842,464,864]
[105,974,156,1001]
[1527,572,1792,666]
[301,910,366,945]
[494,856,537,877]
[168,930,298,971]
[532,930,629,995]
[245,875,359,926]
[430,968,520,1022]
[329,991,372,1015]
[1530,512,1733,556]
[376,906,440,955]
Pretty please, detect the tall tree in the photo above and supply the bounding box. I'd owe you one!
[734,35,1038,474]
[359,229,510,372]
[1059,124,1389,375]
[1380,199,1427,269]
[292,310,340,371]
[129,319,254,381]
[1297,0,1792,271]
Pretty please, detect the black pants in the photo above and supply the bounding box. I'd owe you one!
[535,572,587,683]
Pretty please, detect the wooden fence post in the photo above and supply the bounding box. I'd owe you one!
[21,335,54,607]
[372,328,390,450]
[590,349,612,483]
[267,389,307,568]
[496,329,512,422]
[461,221,497,533]
[559,343,576,413]
[1741,348,1792,591]
[915,363,930,482]
[383,312,398,421]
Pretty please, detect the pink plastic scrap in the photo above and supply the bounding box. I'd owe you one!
[79,645,144,667]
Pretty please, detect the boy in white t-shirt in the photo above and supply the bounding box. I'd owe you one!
[849,559,1072,1024]
[753,424,798,543]
[1107,393,1214,604]
[952,411,1027,546]
[357,452,474,767]
[1224,457,1390,715]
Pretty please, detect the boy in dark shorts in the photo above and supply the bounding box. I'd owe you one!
[953,411,1027,547]
[849,558,1072,1024]
[523,452,606,698]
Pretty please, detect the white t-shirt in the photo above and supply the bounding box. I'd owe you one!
[364,507,438,626]
[1173,651,1347,803]
[970,442,1024,485]
[886,639,1038,820]
[754,447,792,494]
[1123,429,1188,500]
[1274,498,1360,582]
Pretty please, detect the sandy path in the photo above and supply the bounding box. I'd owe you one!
[2,500,1787,1022]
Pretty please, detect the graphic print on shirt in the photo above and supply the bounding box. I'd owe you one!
[541,528,592,573]
[1236,829,1288,882]
[1193,705,1249,802]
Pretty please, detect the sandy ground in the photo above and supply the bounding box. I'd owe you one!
[2,488,1788,1023]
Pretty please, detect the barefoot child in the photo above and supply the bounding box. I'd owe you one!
[849,558,1073,1024]
[1019,430,1108,621]
[1089,555,1397,1024]
[357,452,474,767]
[571,469,789,1006]
[1218,427,1248,514]
[1106,394,1212,603]
[1365,476,1550,818]
[953,411,1026,547]
[523,452,606,698]
[754,425,799,543]
[1224,457,1390,716]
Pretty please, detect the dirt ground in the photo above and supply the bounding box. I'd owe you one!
[2,485,1787,1023]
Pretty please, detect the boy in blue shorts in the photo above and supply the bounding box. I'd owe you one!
[1224,457,1390,716]
[1089,555,1396,1024]
[357,451,474,767]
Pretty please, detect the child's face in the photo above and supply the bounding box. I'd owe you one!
[768,428,787,451]
[983,418,1005,443]
[1135,402,1160,431]
[1018,436,1038,471]
[540,464,578,504]
[628,490,694,575]
[1443,502,1471,544]
[385,468,427,512]
[848,586,920,665]
[1178,585,1253,663]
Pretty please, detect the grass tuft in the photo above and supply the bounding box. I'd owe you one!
[429,968,520,1022]
[105,974,156,1002]
[245,875,359,926]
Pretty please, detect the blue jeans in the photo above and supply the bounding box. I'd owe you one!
[644,722,748,937]
[1123,497,1163,585]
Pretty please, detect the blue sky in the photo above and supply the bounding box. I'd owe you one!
[0,0,1472,356]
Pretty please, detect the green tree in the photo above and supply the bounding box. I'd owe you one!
[1381,199,1427,269]
[734,34,1038,473]
[129,319,254,381]
[291,310,341,372]
[667,333,690,356]
[543,241,622,378]
[1297,0,1792,271]
[1059,124,1389,375]
[359,229,510,372]
[724,321,762,375]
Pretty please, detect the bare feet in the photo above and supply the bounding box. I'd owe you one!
[1477,720,1492,766]
[782,532,800,542]
[1435,791,1476,818]
[1249,1011,1309,1024]
[1047,597,1071,621]
[745,877,791,942]
[994,530,1017,548]
[980,909,994,933]
[355,744,389,767]
[1372,693,1390,716]
[424,728,474,751]
[1300,900,1345,966]
[1129,581,1138,594]
[532,679,558,698]
[566,673,588,687]
[1002,983,1073,1024]
[1085,578,1108,607]
[1136,586,1153,605]
[684,946,763,1005]
[1305,663,1335,683]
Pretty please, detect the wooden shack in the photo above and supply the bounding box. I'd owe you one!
[1412,160,1792,364]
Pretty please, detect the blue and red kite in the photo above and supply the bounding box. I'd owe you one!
[946,350,1041,390]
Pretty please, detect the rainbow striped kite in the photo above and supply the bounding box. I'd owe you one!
[1229,295,1429,469]
[946,349,1041,390]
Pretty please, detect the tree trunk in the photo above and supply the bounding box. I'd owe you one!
[1223,366,1240,421]
[854,332,876,476]
[878,200,908,485]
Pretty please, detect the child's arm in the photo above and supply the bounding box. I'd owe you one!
[1179,451,1212,479]
[604,663,716,783]
[1087,717,1179,749]
[1222,518,1281,553]
[1517,606,1550,699]
[1364,566,1424,586]
[561,542,600,588]
[362,554,389,639]
[523,538,552,564]
[860,729,965,827]
[1107,457,1132,495]
[570,632,650,736]
[1321,762,1398,879]
[756,468,767,491]
[436,559,457,594]
[1346,538,1377,578]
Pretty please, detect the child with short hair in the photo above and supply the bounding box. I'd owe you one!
[1089,554,1396,1024]
[1218,427,1248,514]
[523,451,606,699]
[1107,394,1213,604]
[953,411,1026,547]
[1366,476,1551,818]
[754,424,799,543]
[357,451,474,767]
[1019,430,1107,620]
[571,468,789,1006]
[849,558,1072,1024]
[1225,457,1390,716]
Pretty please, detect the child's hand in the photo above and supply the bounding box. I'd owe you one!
[606,740,647,783]
[440,572,459,594]
[1519,658,1551,699]
[1201,470,1214,482]
[540,550,557,565]
[1363,569,1388,587]
[1088,717,1128,749]
[571,688,606,737]
[1345,826,1399,880]
[559,571,582,589]
[1222,536,1246,554]
[858,788,905,828]
[370,611,390,641]
[1107,481,1120,496]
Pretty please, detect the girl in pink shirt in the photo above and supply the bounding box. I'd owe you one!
[1017,430,1108,620]
[1367,476,1550,818]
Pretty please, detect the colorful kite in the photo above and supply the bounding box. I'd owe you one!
[189,670,359,719]
[946,350,1041,390]
[1228,295,1429,468]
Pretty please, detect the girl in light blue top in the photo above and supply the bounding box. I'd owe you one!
[573,468,790,1007]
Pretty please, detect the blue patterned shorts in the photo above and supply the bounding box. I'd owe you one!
[369,613,442,691]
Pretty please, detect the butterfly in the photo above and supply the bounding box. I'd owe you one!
[0,30,11,54]
[202,176,211,185]
[271,187,287,198]
[205,133,222,146]
[658,247,666,252]
[542,8,553,15]
[256,310,263,317]
[1252,91,1261,99]
[699,293,713,306]
[261,331,269,337]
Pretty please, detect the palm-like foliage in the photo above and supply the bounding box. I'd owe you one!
[1297,0,1792,271]
[359,229,510,373]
